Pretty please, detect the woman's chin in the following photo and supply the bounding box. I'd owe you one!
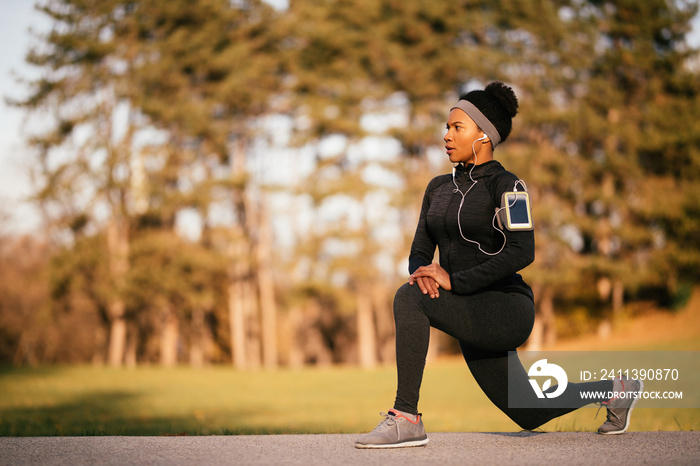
[449,155,471,165]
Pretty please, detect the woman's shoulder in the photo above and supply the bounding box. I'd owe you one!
[481,160,516,178]
[485,163,521,191]
[482,163,525,206]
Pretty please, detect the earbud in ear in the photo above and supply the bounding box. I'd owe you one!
[477,134,488,141]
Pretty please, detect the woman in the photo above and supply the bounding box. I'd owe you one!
[355,82,643,449]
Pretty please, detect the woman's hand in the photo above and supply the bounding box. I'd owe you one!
[409,263,451,298]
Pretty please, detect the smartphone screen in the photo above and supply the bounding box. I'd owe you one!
[507,194,530,225]
[502,192,533,230]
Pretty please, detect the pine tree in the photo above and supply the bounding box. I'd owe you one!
[565,0,700,311]
[13,0,152,365]
[14,0,284,366]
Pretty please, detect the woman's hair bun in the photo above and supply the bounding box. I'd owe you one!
[459,81,519,145]
[485,81,518,118]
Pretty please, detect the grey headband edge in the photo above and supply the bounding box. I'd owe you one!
[450,100,502,148]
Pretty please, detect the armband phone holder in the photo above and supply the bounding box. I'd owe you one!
[496,191,534,231]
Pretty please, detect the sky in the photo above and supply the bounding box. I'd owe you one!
[0,1,51,233]
[0,1,699,235]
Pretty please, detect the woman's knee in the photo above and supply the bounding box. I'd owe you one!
[393,282,425,320]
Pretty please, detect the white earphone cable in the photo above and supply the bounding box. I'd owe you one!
[451,136,506,256]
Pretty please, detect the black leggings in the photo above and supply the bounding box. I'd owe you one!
[392,282,612,430]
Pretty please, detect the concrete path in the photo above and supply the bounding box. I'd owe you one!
[2,432,698,465]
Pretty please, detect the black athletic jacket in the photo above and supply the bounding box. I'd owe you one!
[408,160,535,300]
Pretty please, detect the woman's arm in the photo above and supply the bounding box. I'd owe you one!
[449,173,535,294]
[409,226,534,296]
[449,227,534,294]
[408,179,438,274]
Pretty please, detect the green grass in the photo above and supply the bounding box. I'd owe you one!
[1,361,697,436]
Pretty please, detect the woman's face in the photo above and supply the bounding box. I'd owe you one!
[444,108,489,165]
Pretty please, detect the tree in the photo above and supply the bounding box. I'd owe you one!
[467,0,700,344]
[577,0,700,309]
[278,0,531,362]
[127,230,226,366]
[527,0,700,326]
[128,0,285,368]
[14,0,287,367]
[12,0,154,365]
[0,235,51,364]
[8,0,698,365]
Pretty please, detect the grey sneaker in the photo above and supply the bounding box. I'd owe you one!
[355,410,429,449]
[598,378,644,435]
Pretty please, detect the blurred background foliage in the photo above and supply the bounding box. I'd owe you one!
[1,0,698,367]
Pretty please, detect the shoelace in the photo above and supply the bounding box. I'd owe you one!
[372,412,399,436]
[595,403,622,424]
[595,377,627,421]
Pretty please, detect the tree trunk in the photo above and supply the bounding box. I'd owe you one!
[92,327,106,365]
[612,279,624,315]
[190,307,205,368]
[228,138,263,370]
[356,282,377,369]
[228,265,248,369]
[304,300,333,367]
[287,305,305,368]
[541,286,556,347]
[372,283,395,364]
[106,218,129,367]
[597,277,612,301]
[160,306,179,367]
[245,278,262,369]
[107,314,127,367]
[255,200,278,369]
[527,317,544,352]
[525,283,556,350]
[124,322,138,368]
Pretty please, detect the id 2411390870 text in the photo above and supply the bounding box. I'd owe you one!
[580,368,679,381]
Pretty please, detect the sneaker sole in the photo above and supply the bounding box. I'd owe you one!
[355,438,429,449]
[599,380,644,435]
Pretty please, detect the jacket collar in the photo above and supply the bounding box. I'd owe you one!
[454,160,504,180]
